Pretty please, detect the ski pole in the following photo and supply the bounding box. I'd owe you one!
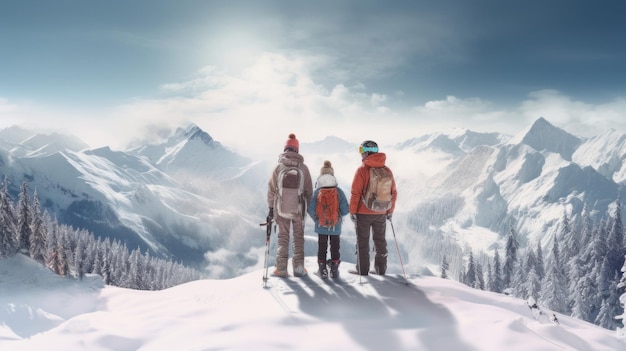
[389,219,409,286]
[260,216,273,286]
[352,215,362,284]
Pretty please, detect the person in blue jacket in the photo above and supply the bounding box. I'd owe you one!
[308,160,349,278]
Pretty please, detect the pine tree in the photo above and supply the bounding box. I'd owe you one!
[520,247,541,299]
[73,235,88,280]
[465,250,476,288]
[596,275,622,331]
[597,257,613,306]
[16,180,33,254]
[540,234,569,314]
[441,255,449,279]
[490,250,504,293]
[579,202,594,249]
[535,241,545,281]
[526,265,542,302]
[101,239,112,285]
[126,248,145,289]
[503,226,519,289]
[475,262,485,290]
[616,255,626,336]
[577,275,597,321]
[607,200,625,277]
[560,210,580,259]
[486,261,493,290]
[29,189,47,263]
[601,277,622,330]
[0,177,17,257]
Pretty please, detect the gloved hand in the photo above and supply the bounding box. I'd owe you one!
[350,214,357,223]
[386,213,393,221]
[268,207,274,220]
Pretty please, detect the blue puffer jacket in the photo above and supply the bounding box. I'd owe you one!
[307,174,350,235]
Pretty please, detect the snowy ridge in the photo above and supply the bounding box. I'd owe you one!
[573,128,626,184]
[0,255,623,351]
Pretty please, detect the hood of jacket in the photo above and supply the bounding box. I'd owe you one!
[362,152,386,168]
[316,174,338,188]
[279,151,304,167]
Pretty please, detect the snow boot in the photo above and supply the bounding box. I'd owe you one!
[272,268,289,278]
[328,259,340,278]
[317,261,328,279]
[374,255,387,275]
[294,266,308,277]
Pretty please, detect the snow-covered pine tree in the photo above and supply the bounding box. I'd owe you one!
[465,250,477,287]
[475,262,485,290]
[560,209,581,259]
[101,238,112,285]
[490,249,504,293]
[29,189,47,263]
[486,261,493,289]
[607,200,625,278]
[503,225,519,290]
[571,270,597,322]
[616,255,626,337]
[535,241,545,281]
[579,202,594,249]
[0,178,17,257]
[73,233,88,280]
[16,180,33,254]
[521,247,541,300]
[441,255,449,279]
[540,234,570,314]
[595,277,622,330]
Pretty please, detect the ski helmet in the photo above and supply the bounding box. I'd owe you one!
[359,140,379,155]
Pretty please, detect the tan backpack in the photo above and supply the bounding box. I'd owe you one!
[275,165,305,219]
[361,167,393,212]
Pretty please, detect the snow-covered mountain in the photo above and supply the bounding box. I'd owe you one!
[0,123,270,273]
[2,117,626,279]
[394,117,625,266]
[1,254,623,350]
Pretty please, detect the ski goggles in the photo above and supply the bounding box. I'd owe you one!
[359,146,379,154]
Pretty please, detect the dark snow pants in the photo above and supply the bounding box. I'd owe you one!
[355,213,388,275]
[317,234,340,263]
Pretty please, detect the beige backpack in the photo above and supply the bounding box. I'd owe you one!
[361,167,393,212]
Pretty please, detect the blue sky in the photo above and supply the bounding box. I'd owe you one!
[1,0,625,156]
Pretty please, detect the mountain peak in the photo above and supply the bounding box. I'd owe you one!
[177,124,214,146]
[514,117,581,160]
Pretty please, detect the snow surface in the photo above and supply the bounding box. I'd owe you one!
[1,255,624,351]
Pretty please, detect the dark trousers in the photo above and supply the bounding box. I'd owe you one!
[317,234,340,262]
[355,214,388,274]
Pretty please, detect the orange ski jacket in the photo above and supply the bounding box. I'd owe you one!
[349,152,397,215]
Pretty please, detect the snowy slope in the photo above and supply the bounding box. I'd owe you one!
[1,255,623,351]
[573,128,626,184]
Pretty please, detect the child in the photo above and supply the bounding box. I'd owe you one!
[308,160,349,278]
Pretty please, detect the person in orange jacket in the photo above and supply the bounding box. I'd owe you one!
[349,140,397,275]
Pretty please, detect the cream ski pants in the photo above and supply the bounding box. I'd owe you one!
[274,215,305,273]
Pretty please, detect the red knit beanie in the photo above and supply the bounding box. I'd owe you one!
[284,133,299,152]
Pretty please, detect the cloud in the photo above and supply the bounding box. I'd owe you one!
[103,52,407,156]
[409,96,519,136]
[520,90,626,138]
[1,52,625,157]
